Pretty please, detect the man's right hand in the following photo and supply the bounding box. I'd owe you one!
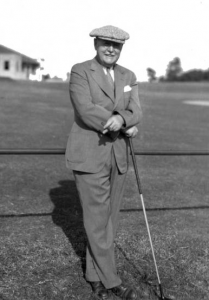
[122,126,138,138]
[102,115,124,134]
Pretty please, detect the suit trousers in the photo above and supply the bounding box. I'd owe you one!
[73,148,127,289]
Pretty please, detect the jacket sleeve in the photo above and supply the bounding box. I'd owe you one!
[114,72,142,128]
[70,64,112,132]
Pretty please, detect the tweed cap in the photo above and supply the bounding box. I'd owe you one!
[90,25,130,44]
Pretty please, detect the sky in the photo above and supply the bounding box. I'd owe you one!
[1,0,209,81]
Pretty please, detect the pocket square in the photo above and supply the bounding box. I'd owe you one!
[124,85,132,92]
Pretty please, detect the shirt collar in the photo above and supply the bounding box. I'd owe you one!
[103,66,114,80]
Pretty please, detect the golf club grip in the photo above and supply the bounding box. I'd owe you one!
[129,138,143,194]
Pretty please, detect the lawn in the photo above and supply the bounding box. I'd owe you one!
[0,79,209,300]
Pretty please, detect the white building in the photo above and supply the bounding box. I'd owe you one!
[0,44,40,80]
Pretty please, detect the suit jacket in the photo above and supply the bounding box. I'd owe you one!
[65,58,142,174]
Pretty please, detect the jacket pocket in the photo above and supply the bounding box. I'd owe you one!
[66,133,88,163]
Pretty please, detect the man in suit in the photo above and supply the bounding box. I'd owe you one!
[66,25,142,300]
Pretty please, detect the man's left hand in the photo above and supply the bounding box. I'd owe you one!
[102,115,124,134]
[122,126,138,138]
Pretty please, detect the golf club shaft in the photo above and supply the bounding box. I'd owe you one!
[129,138,161,285]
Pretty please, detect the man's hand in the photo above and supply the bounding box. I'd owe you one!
[102,115,124,134]
[122,126,138,138]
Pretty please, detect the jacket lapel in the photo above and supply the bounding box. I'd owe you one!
[90,58,115,102]
[114,64,125,109]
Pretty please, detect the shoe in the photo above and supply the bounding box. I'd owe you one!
[111,283,137,300]
[90,281,113,300]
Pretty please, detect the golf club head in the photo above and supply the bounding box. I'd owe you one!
[158,293,174,300]
[158,285,174,300]
[159,296,173,300]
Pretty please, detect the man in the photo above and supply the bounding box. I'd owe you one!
[66,25,142,300]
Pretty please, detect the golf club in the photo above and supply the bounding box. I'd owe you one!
[129,138,172,300]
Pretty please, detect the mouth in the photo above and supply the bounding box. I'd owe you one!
[105,54,115,58]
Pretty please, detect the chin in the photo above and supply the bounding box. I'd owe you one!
[104,59,117,67]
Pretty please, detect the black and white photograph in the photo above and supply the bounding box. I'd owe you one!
[0,1,209,299]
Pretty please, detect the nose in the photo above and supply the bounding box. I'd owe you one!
[107,45,114,52]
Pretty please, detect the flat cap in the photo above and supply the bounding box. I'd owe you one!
[90,25,130,44]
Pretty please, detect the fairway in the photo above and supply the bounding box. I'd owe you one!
[0,80,209,300]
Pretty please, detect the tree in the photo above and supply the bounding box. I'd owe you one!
[147,68,157,82]
[178,69,209,81]
[42,74,50,81]
[166,57,183,81]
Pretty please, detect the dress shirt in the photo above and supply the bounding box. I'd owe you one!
[103,67,114,81]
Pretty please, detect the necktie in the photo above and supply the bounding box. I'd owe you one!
[106,68,114,90]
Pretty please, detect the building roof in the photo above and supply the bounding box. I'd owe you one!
[0,44,39,66]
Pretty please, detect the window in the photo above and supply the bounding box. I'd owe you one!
[4,61,10,70]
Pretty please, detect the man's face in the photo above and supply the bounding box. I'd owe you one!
[94,38,123,68]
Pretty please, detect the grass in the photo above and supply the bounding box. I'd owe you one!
[0,79,209,299]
